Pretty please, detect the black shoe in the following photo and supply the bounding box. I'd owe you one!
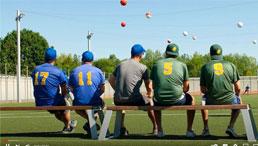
[62,127,74,134]
[120,127,129,136]
[62,120,77,134]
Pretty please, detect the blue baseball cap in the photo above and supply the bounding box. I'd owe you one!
[131,44,146,57]
[45,48,57,61]
[82,51,94,62]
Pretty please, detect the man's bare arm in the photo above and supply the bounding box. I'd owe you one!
[144,79,152,98]
[201,86,207,94]
[234,80,242,104]
[108,75,116,90]
[61,84,68,96]
[99,84,105,96]
[183,80,190,93]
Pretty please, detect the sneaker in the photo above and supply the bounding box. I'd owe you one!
[152,129,158,135]
[201,128,211,137]
[62,120,77,134]
[225,127,238,138]
[70,120,77,129]
[186,130,196,138]
[120,127,129,136]
[157,131,165,138]
[62,127,73,134]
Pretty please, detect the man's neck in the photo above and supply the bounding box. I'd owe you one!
[46,61,55,65]
[131,57,141,62]
[83,62,92,65]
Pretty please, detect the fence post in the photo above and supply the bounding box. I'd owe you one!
[5,64,8,101]
[26,66,29,101]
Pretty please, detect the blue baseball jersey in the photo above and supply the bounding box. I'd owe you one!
[31,63,67,106]
[69,64,105,106]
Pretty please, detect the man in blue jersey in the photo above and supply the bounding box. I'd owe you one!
[69,51,105,134]
[31,48,77,133]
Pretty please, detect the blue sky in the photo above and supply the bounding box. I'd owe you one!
[1,0,258,60]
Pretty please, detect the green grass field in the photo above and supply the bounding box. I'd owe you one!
[1,95,258,146]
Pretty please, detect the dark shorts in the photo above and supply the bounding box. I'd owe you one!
[154,93,193,106]
[75,99,105,113]
[114,96,148,106]
[47,99,67,114]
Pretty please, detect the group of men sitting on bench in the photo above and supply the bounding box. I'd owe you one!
[31,43,241,138]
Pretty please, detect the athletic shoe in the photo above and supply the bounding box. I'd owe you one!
[152,129,158,135]
[156,131,165,138]
[201,128,211,137]
[225,127,238,138]
[62,120,77,134]
[120,127,129,136]
[70,120,77,129]
[186,130,196,138]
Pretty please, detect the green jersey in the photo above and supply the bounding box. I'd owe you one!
[151,58,189,104]
[200,59,240,104]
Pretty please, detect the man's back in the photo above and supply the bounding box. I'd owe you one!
[113,59,148,99]
[69,64,105,105]
[31,63,67,106]
[151,58,189,104]
[200,60,240,104]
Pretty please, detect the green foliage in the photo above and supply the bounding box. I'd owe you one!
[55,54,81,76]
[93,54,120,78]
[224,54,257,76]
[141,49,163,71]
[0,29,49,75]
[182,53,210,77]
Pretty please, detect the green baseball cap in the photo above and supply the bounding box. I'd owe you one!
[166,43,179,56]
[210,44,223,60]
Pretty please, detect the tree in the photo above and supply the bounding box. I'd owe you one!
[0,29,49,75]
[93,54,121,78]
[224,54,257,76]
[55,54,81,76]
[141,49,163,71]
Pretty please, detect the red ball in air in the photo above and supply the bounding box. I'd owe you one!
[121,21,126,27]
[120,0,127,6]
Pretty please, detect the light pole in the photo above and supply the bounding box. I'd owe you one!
[87,31,94,51]
[16,10,24,103]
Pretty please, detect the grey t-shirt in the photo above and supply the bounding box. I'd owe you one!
[113,59,149,100]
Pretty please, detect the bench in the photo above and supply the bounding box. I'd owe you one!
[1,104,257,142]
[98,104,258,142]
[0,106,106,139]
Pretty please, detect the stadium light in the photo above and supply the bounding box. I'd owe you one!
[87,31,94,51]
[16,10,24,103]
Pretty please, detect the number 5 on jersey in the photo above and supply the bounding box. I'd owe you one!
[78,71,92,86]
[163,62,173,75]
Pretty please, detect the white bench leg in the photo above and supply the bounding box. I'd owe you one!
[86,109,98,139]
[241,106,257,142]
[113,110,123,138]
[98,110,113,140]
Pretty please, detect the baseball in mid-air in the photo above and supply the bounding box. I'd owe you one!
[237,21,244,28]
[121,21,126,27]
[145,11,152,19]
[253,40,257,44]
[192,35,197,40]
[120,0,127,6]
[183,31,188,36]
